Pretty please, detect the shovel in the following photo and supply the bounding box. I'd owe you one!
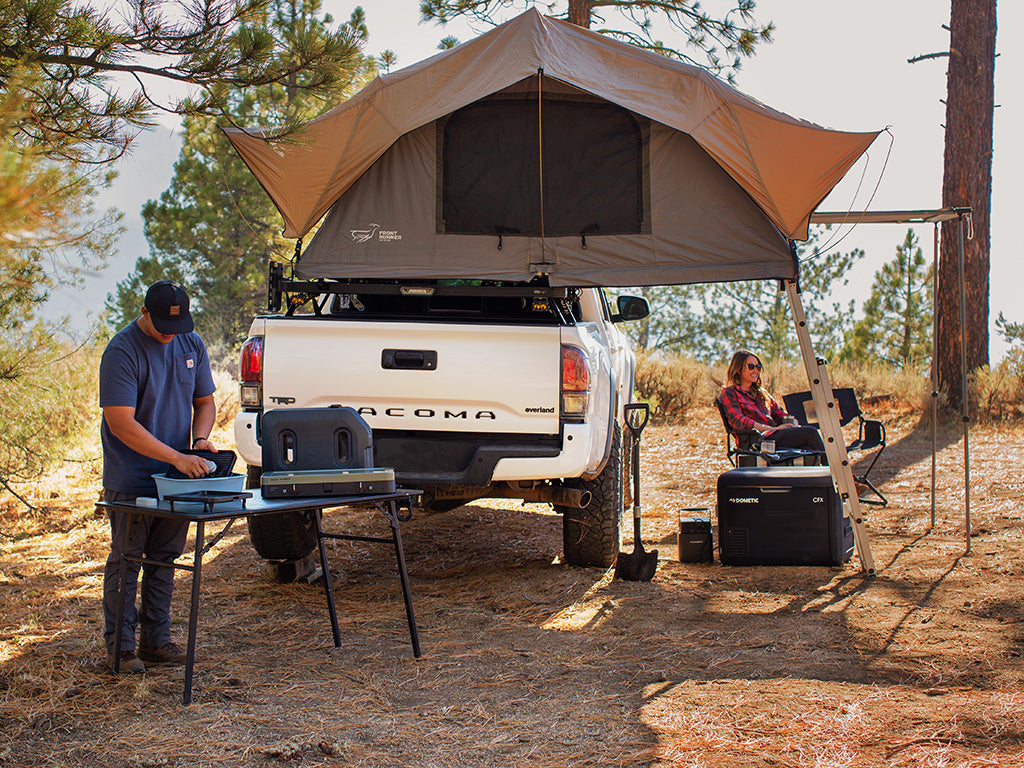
[615,402,658,581]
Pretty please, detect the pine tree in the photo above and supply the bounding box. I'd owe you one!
[913,0,997,410]
[0,90,121,494]
[620,229,862,362]
[0,0,364,163]
[843,229,933,369]
[107,3,376,356]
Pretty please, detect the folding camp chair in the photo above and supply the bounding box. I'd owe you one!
[782,387,888,506]
[714,398,822,468]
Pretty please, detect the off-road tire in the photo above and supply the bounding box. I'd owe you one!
[558,424,624,567]
[244,465,318,560]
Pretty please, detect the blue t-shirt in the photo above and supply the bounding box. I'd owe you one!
[99,321,216,495]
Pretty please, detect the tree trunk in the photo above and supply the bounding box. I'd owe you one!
[936,0,996,411]
[567,0,592,27]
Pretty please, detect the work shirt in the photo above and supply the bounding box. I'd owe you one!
[718,385,788,432]
[99,321,216,495]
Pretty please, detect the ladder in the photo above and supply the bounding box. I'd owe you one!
[786,279,875,575]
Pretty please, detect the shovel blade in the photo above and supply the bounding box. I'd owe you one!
[614,547,659,582]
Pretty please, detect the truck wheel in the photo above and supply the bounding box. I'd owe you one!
[244,465,318,560]
[558,424,623,568]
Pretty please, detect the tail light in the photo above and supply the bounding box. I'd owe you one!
[561,344,590,419]
[239,336,263,408]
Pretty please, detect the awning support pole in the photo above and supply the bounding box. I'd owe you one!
[956,211,972,554]
[785,279,875,575]
[930,222,939,530]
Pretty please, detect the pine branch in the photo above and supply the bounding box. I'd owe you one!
[0,476,36,512]
[907,50,957,64]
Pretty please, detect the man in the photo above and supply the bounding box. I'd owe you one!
[99,280,218,673]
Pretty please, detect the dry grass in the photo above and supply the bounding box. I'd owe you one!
[2,400,1024,767]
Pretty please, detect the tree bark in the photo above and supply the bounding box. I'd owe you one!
[936,0,996,411]
[567,0,592,27]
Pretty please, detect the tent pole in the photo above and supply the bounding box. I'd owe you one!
[957,212,971,554]
[930,223,938,530]
[786,279,875,575]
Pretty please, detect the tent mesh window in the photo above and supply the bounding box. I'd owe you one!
[441,98,644,238]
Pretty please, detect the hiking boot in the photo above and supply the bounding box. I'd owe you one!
[138,642,188,666]
[106,649,146,674]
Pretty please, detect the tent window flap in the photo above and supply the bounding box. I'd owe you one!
[441,99,644,237]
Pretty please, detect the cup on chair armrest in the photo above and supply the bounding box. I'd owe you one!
[761,439,775,454]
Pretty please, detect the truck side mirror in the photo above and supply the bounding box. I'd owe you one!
[612,295,650,323]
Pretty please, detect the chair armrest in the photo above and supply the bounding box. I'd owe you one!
[730,428,762,452]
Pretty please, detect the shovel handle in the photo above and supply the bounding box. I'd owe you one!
[623,402,650,439]
[623,402,648,529]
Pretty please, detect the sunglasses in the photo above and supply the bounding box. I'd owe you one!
[746,363,763,371]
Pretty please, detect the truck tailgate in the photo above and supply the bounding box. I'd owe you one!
[261,320,561,434]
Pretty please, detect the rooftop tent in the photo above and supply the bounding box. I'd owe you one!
[223,9,881,288]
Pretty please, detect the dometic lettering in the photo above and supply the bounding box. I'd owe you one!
[355,406,495,420]
[729,497,760,504]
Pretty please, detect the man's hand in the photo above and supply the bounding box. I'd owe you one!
[192,437,217,452]
[173,452,215,478]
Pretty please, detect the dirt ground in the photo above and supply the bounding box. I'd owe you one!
[1,406,1023,767]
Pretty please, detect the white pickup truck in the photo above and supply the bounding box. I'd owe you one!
[234,268,649,568]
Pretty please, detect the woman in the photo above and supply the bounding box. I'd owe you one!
[718,350,825,455]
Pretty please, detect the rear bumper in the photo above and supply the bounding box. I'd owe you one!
[234,411,601,484]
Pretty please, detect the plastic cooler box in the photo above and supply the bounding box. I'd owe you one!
[716,466,853,566]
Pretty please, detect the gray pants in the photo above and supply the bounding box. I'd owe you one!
[102,489,189,651]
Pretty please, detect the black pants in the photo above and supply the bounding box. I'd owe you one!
[101,489,188,652]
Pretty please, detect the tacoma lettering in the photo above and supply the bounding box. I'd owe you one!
[354,406,495,420]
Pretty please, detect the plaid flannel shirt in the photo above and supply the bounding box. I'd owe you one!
[718,385,788,432]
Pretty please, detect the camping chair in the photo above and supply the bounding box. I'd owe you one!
[782,387,888,507]
[714,397,823,468]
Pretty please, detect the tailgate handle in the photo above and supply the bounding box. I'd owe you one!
[382,349,437,370]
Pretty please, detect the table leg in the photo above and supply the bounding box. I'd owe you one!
[112,511,134,673]
[183,520,203,706]
[387,501,421,658]
[311,509,341,646]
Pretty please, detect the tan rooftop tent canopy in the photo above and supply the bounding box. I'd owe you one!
[224,9,880,287]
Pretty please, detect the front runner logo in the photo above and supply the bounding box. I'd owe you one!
[350,222,402,243]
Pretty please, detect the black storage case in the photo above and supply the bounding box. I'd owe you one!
[261,406,375,472]
[716,466,853,566]
[677,516,713,563]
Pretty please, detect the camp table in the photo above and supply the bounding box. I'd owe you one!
[98,487,422,705]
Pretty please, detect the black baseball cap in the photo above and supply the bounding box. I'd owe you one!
[144,280,194,335]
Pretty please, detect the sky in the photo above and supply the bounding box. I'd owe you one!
[49,0,1023,361]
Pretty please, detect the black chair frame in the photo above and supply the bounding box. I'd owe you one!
[782,387,888,507]
[714,397,822,468]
